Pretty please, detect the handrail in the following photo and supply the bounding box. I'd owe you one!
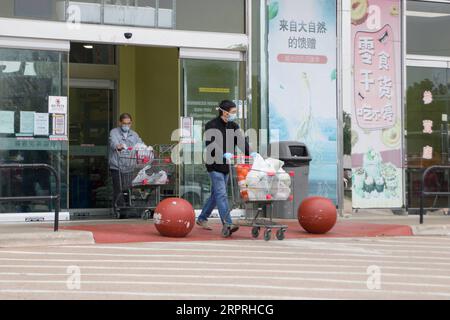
[0,164,61,232]
[419,165,450,224]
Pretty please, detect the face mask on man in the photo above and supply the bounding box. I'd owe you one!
[219,108,238,122]
[227,113,237,122]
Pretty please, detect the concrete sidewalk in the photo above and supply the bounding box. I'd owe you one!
[0,223,95,248]
[1,211,450,248]
[342,213,450,236]
[341,196,450,236]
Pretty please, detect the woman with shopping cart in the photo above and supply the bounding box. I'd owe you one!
[108,113,144,209]
[197,100,257,235]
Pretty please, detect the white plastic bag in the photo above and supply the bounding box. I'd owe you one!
[148,170,168,185]
[245,154,271,200]
[132,165,152,186]
[265,158,284,172]
[271,169,291,200]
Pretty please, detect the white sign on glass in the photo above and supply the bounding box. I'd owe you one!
[0,111,15,134]
[20,111,35,134]
[34,113,49,136]
[48,96,68,114]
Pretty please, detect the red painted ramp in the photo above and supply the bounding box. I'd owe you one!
[61,221,413,244]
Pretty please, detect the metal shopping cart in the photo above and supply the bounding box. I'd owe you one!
[224,155,294,241]
[114,146,171,219]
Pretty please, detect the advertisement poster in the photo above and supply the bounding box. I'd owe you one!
[268,0,338,203]
[351,0,403,208]
[48,96,68,114]
[52,114,67,136]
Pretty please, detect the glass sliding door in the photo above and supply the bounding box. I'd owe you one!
[180,55,246,209]
[68,82,114,213]
[406,61,450,211]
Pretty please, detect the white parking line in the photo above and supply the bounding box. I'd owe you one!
[1,263,450,275]
[0,279,449,298]
[1,272,450,288]
[58,243,450,256]
[2,255,450,267]
[0,289,329,300]
[2,249,450,262]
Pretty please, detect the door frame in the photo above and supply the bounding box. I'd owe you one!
[178,49,247,214]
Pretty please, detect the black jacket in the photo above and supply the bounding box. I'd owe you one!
[204,116,251,174]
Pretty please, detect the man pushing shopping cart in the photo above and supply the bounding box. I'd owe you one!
[196,100,257,235]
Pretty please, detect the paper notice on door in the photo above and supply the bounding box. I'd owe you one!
[52,114,67,136]
[19,111,35,134]
[0,111,14,134]
[48,96,68,114]
[34,113,49,136]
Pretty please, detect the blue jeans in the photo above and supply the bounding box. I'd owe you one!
[198,171,232,225]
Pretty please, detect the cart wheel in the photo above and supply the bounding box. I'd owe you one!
[276,228,286,241]
[222,226,231,238]
[251,227,260,238]
[264,228,272,241]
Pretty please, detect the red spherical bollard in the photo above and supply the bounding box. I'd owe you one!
[297,196,337,234]
[153,198,195,237]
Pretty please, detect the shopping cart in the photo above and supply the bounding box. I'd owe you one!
[114,146,170,219]
[225,155,294,241]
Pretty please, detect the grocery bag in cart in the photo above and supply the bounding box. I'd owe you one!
[132,167,169,186]
[235,154,293,201]
[266,158,292,201]
[243,154,274,201]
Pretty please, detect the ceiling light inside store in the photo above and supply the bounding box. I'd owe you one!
[406,11,450,18]
[83,44,93,49]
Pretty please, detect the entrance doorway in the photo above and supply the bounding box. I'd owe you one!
[405,57,450,212]
[68,42,117,218]
[66,44,247,217]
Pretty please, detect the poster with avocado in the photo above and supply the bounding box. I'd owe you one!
[267,0,338,204]
[351,0,403,208]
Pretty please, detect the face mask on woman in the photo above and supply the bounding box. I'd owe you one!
[121,125,130,132]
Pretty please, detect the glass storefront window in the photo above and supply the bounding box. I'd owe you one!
[0,0,246,33]
[406,65,450,210]
[176,0,245,33]
[0,0,56,20]
[407,0,450,56]
[0,47,68,213]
